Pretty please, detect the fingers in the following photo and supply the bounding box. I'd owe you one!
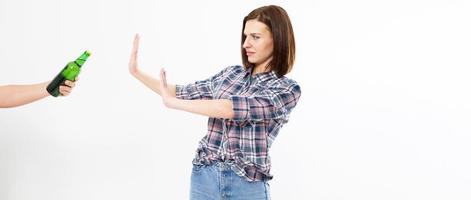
[59,79,78,96]
[160,68,167,87]
[133,34,140,53]
[129,34,140,74]
[131,34,140,59]
[63,80,76,88]
[159,68,164,85]
[59,85,72,96]
[158,68,173,108]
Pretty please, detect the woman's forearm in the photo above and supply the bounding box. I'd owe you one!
[132,70,176,97]
[167,98,234,119]
[0,82,50,108]
[155,68,233,119]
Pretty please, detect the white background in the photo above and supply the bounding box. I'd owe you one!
[1,0,471,199]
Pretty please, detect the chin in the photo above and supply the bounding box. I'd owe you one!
[248,58,258,64]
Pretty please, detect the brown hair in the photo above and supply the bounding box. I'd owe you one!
[241,5,296,77]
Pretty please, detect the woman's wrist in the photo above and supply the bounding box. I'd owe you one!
[130,68,140,77]
[163,96,178,109]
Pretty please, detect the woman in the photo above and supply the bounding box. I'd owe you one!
[0,80,76,108]
[129,5,301,199]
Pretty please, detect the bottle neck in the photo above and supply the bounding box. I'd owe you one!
[75,51,91,67]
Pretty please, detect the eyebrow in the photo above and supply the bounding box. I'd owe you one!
[243,32,262,36]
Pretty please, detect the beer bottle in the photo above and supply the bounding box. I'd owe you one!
[47,51,91,97]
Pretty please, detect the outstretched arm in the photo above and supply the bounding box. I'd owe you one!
[158,68,234,119]
[0,80,75,108]
[128,34,176,97]
[129,34,233,119]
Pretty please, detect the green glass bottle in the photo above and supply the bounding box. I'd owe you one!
[47,50,91,97]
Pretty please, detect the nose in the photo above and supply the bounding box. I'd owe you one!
[242,37,251,48]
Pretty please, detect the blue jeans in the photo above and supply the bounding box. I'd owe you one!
[190,162,271,200]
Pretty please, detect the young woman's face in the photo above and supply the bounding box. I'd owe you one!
[243,20,274,69]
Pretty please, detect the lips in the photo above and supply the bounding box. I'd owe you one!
[246,51,255,56]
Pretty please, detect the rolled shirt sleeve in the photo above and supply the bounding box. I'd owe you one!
[230,82,301,122]
[175,79,214,100]
[175,67,230,100]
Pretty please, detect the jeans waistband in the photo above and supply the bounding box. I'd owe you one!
[213,160,234,170]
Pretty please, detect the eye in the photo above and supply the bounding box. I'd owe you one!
[252,35,260,40]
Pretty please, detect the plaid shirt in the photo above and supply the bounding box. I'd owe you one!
[176,65,301,182]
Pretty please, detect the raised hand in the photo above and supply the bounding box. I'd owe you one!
[159,68,174,108]
[127,34,177,101]
[129,34,140,75]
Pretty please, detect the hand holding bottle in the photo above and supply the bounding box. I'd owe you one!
[0,78,77,108]
[58,78,78,96]
[47,51,90,97]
